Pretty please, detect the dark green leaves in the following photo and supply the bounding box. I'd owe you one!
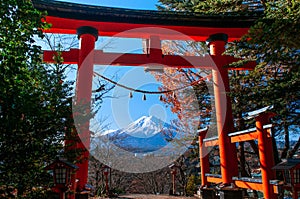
[0,0,74,197]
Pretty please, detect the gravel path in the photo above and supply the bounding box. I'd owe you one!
[117,194,199,199]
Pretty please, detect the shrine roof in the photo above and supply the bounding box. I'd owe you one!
[273,159,300,170]
[33,0,261,28]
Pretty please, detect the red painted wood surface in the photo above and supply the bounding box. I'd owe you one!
[43,16,250,42]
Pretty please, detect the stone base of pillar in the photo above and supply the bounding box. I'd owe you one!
[219,188,243,199]
[75,193,89,199]
[200,187,216,199]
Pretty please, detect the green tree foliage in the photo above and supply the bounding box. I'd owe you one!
[186,174,197,196]
[227,0,300,159]
[0,0,74,196]
[157,0,262,12]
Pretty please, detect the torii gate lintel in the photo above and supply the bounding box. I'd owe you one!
[43,30,255,70]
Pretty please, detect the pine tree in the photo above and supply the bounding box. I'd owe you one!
[157,0,263,12]
[0,0,74,197]
[227,0,300,159]
[186,174,197,196]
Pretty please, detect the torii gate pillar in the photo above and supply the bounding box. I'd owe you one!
[74,26,98,191]
[208,33,239,184]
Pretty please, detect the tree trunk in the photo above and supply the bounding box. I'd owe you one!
[238,142,250,177]
[272,130,281,165]
[248,140,259,155]
[280,123,290,159]
[288,136,300,158]
[236,111,250,177]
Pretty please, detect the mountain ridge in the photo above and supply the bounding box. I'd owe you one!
[92,115,177,153]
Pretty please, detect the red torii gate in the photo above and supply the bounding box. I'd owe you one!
[32,0,265,198]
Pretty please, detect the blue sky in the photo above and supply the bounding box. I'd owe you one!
[91,37,178,131]
[59,0,158,10]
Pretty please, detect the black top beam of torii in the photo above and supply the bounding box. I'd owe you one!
[32,0,262,42]
[32,0,261,28]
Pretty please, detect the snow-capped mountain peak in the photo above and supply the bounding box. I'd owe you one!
[91,115,177,153]
[121,116,166,138]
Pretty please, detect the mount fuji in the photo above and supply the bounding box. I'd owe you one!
[92,116,177,153]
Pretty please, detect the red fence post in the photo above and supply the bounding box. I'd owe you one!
[256,113,275,199]
[199,129,210,186]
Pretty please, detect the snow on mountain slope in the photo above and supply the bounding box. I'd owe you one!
[117,115,173,138]
[91,116,177,153]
